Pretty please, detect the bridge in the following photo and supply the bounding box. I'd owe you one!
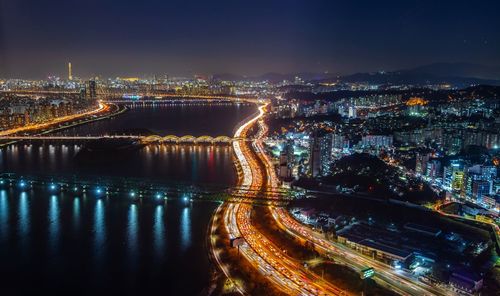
[0,89,260,103]
[141,135,235,144]
[0,173,293,206]
[0,134,240,144]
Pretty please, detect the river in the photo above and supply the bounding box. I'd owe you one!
[0,102,257,295]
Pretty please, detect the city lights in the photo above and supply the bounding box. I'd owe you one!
[0,2,498,295]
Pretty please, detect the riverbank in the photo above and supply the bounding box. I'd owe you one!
[0,102,126,147]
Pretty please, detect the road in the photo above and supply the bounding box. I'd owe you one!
[0,101,109,136]
[216,104,349,295]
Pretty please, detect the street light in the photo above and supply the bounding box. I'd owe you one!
[95,187,104,198]
[18,180,27,190]
[49,183,58,191]
[155,192,164,200]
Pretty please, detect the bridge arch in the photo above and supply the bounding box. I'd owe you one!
[178,135,197,143]
[197,135,215,143]
[160,135,180,143]
[213,136,233,143]
[142,135,162,143]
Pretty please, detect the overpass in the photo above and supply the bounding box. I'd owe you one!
[0,134,240,144]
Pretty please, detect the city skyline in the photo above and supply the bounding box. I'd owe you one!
[1,0,500,79]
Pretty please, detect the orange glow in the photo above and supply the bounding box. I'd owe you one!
[0,102,108,136]
[406,97,428,106]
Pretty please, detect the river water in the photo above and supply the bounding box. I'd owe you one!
[0,102,257,295]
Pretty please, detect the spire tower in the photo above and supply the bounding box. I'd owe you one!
[68,62,73,80]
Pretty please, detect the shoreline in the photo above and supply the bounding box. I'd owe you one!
[0,102,126,147]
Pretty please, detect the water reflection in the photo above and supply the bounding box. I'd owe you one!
[94,199,106,258]
[0,190,8,241]
[73,197,80,231]
[153,205,165,257]
[127,204,138,257]
[18,192,30,244]
[0,189,217,295]
[48,195,60,252]
[180,206,191,251]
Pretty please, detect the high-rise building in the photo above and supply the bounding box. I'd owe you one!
[320,133,333,175]
[348,106,357,118]
[360,135,393,148]
[472,180,491,201]
[279,141,294,180]
[425,159,442,182]
[309,135,321,178]
[443,160,465,191]
[415,153,431,175]
[332,134,349,150]
[68,62,73,80]
[85,80,97,100]
[309,132,333,177]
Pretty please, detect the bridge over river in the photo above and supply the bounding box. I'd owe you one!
[0,173,293,206]
[0,134,242,144]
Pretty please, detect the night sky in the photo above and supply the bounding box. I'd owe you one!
[0,0,499,79]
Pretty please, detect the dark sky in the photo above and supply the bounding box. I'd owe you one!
[0,0,499,79]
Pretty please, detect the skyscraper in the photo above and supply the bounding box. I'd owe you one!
[309,132,333,177]
[68,62,73,80]
[279,141,294,180]
[309,135,321,178]
[85,80,97,100]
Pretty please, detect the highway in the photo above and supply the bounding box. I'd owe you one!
[216,104,349,295]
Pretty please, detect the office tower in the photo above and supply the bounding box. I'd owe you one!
[85,80,97,100]
[279,141,294,180]
[309,135,321,178]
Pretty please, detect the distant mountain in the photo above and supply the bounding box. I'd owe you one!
[335,63,500,87]
[404,63,500,80]
[338,71,500,87]
[213,72,338,82]
[213,62,500,87]
[211,73,246,81]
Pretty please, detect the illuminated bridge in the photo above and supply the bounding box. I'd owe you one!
[0,89,260,103]
[140,135,235,144]
[0,173,293,207]
[0,134,240,144]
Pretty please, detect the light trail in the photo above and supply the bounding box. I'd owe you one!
[214,103,348,295]
[0,101,108,136]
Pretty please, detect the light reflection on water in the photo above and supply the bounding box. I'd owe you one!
[0,104,243,294]
[127,204,138,264]
[73,197,80,231]
[48,195,60,253]
[0,189,216,295]
[153,205,165,257]
[180,206,191,252]
[18,192,30,246]
[94,199,106,259]
[0,190,8,240]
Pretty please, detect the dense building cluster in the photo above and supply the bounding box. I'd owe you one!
[267,86,499,211]
[0,95,96,131]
